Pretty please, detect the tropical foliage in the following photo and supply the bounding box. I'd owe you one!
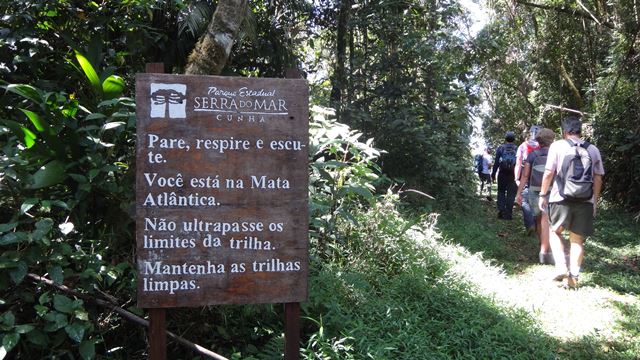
[0,0,638,358]
[474,0,640,212]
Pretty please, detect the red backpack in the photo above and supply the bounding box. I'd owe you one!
[519,142,539,180]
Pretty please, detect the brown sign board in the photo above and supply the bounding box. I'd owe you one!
[135,74,309,308]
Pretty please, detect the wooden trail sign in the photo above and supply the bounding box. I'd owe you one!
[135,74,309,308]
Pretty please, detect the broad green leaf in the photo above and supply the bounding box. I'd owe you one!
[32,228,47,242]
[0,223,18,234]
[22,127,37,148]
[68,174,87,183]
[65,322,85,343]
[79,339,95,360]
[27,160,66,189]
[9,261,27,284]
[102,75,124,99]
[74,51,101,95]
[96,98,120,108]
[88,169,99,181]
[34,305,48,317]
[53,295,79,314]
[15,324,35,334]
[85,113,106,121]
[26,329,48,346]
[43,312,67,332]
[35,218,53,232]
[20,198,38,214]
[1,119,37,148]
[39,292,51,305]
[337,185,373,200]
[2,311,15,326]
[40,200,70,211]
[0,232,21,246]
[49,266,64,284]
[6,84,42,104]
[2,332,19,352]
[19,108,47,132]
[74,310,89,321]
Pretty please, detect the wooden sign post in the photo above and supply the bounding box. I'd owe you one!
[135,72,309,358]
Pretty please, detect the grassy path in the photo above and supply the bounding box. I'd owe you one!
[435,192,640,358]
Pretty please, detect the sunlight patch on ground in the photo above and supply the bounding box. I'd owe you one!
[413,227,639,341]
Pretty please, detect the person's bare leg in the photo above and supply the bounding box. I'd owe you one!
[540,214,550,253]
[568,232,585,277]
[549,225,566,279]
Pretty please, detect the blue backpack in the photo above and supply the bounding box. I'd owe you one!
[499,144,517,171]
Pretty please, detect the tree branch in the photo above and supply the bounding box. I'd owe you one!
[515,0,614,29]
[543,104,589,116]
[27,273,228,360]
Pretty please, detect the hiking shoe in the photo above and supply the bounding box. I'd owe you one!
[553,272,567,282]
[564,274,579,290]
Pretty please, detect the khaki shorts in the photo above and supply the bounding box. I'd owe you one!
[549,201,594,237]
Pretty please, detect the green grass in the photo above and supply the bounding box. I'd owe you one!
[221,192,639,360]
[435,191,640,360]
[304,260,559,359]
[294,197,562,359]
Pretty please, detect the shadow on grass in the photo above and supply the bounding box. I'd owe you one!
[303,252,640,360]
[435,194,541,275]
[432,194,640,359]
[304,260,562,359]
[584,209,640,294]
[436,195,640,296]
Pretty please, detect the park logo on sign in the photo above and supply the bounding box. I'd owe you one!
[150,83,187,119]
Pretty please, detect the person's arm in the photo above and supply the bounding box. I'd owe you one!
[514,146,523,185]
[537,169,555,212]
[592,173,603,217]
[491,147,500,180]
[515,162,531,205]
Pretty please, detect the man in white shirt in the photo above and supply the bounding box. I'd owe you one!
[538,116,605,289]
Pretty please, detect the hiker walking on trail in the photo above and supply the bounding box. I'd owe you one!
[477,147,493,200]
[515,126,541,234]
[538,116,604,289]
[516,128,555,264]
[492,131,518,220]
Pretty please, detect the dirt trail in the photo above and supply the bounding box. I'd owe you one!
[420,203,639,343]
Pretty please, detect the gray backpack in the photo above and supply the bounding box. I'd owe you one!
[528,148,548,191]
[557,139,593,201]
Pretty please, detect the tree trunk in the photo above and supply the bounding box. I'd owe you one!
[185,0,248,75]
[556,61,584,109]
[331,0,351,120]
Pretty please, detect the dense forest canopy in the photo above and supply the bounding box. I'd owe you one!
[0,0,638,358]
[475,0,640,210]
